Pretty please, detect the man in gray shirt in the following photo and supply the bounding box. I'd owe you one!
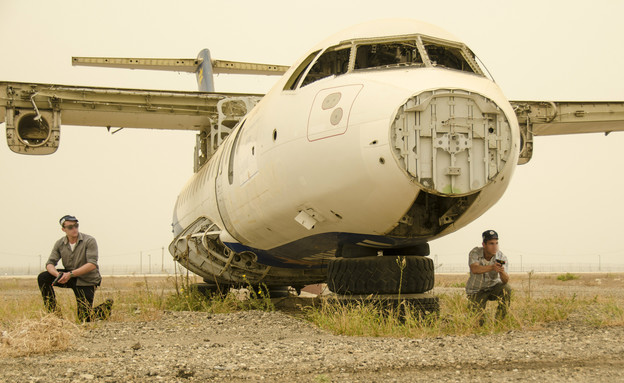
[37,215,111,322]
[465,230,511,325]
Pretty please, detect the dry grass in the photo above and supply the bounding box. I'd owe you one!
[1,272,623,353]
[0,314,79,357]
[307,273,624,337]
[0,274,272,326]
[306,292,624,338]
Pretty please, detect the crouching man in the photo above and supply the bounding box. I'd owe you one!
[37,215,111,322]
[465,230,511,325]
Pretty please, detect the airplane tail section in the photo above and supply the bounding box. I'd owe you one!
[72,50,289,92]
[196,49,215,92]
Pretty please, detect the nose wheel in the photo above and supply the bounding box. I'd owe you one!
[327,254,434,295]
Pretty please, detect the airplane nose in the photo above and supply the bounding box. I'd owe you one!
[390,89,513,196]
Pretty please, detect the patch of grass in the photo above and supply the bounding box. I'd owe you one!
[557,273,580,281]
[583,296,624,327]
[0,272,276,329]
[305,291,622,338]
[1,314,79,357]
[161,272,275,314]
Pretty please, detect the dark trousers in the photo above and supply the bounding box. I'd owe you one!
[38,269,97,322]
[468,282,512,324]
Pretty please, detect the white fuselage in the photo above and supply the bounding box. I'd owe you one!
[171,20,520,270]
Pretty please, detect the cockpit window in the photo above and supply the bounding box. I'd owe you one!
[423,43,475,73]
[355,42,423,70]
[300,46,351,87]
[285,35,485,91]
[284,50,320,90]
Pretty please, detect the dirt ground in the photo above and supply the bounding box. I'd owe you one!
[1,272,624,382]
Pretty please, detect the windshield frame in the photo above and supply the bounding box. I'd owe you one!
[287,33,490,90]
[346,34,486,76]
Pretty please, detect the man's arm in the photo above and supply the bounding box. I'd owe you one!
[72,262,97,276]
[469,263,495,274]
[57,262,96,284]
[45,241,61,269]
[46,263,60,277]
[470,262,510,284]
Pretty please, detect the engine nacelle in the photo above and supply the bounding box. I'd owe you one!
[5,108,60,155]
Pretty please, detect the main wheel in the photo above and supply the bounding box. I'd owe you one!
[383,243,430,256]
[192,283,230,298]
[327,255,434,295]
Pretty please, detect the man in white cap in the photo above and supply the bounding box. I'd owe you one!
[465,230,511,325]
[37,215,111,321]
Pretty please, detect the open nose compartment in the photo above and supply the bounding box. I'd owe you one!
[388,89,512,238]
[391,89,512,195]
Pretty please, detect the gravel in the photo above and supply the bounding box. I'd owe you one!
[1,308,624,382]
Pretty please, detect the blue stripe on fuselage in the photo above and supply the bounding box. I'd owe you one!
[224,232,427,269]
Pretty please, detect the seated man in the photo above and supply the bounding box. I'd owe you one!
[37,215,111,322]
[465,230,511,325]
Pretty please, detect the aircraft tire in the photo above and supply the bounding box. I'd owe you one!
[407,296,440,315]
[383,243,430,256]
[327,255,434,294]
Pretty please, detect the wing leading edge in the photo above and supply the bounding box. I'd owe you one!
[512,101,624,164]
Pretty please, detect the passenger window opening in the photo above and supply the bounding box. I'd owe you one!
[423,43,475,73]
[284,51,320,90]
[355,42,422,70]
[300,47,351,87]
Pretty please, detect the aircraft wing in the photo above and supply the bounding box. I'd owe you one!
[511,101,624,164]
[0,81,262,131]
[0,81,262,165]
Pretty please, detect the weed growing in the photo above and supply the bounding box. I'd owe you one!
[583,296,624,327]
[557,273,580,281]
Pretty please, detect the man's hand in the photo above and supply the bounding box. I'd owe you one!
[494,263,505,273]
[494,263,510,284]
[58,272,72,284]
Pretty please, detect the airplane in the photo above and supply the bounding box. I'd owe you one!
[1,19,623,297]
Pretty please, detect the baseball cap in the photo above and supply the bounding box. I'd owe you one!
[482,230,498,242]
[59,215,79,226]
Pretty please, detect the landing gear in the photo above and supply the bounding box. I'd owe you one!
[192,282,294,299]
[327,255,434,294]
[191,282,231,298]
[250,285,291,298]
[327,244,438,315]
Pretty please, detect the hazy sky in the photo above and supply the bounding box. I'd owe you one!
[1,0,623,272]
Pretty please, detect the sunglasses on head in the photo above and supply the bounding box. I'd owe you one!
[63,223,79,230]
